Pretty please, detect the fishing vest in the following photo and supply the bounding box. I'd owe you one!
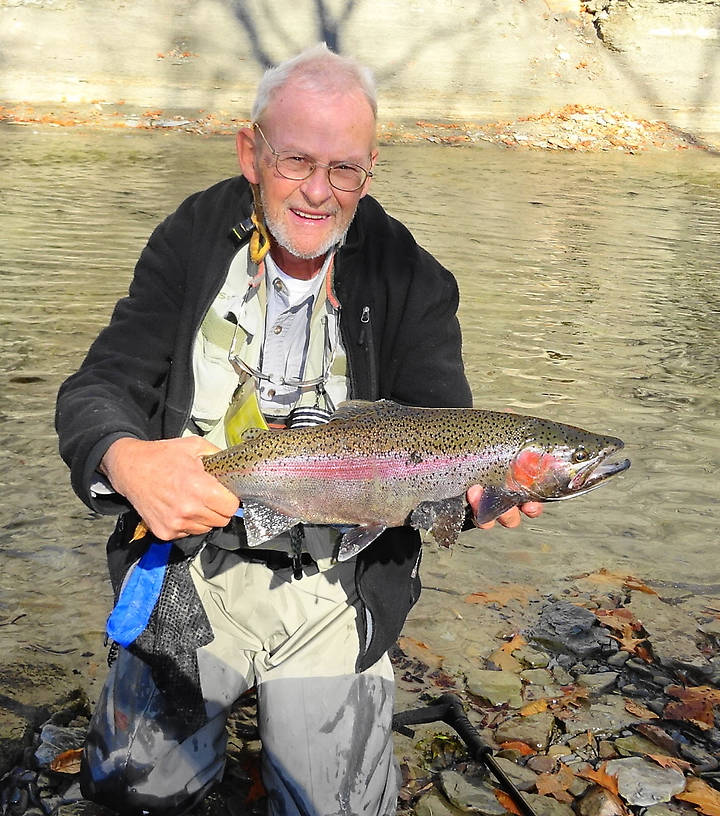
[188,245,348,448]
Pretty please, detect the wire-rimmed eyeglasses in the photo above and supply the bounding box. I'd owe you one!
[254,123,374,193]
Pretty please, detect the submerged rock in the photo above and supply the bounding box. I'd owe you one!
[531,602,615,659]
[606,756,686,806]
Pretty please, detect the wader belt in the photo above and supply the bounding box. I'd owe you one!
[235,548,317,573]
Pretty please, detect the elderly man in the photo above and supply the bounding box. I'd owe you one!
[56,44,541,816]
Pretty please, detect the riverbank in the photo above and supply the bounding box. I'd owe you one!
[2,102,719,155]
[2,567,718,816]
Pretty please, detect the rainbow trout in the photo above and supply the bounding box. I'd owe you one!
[203,400,630,561]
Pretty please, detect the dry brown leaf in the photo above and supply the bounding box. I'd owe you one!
[50,748,83,774]
[535,763,576,803]
[499,740,536,756]
[396,636,443,669]
[577,762,620,795]
[624,699,659,720]
[624,577,658,594]
[664,698,715,730]
[520,698,548,717]
[131,520,149,542]
[648,754,693,773]
[500,633,527,654]
[494,789,523,816]
[667,685,720,705]
[464,584,535,607]
[675,777,720,816]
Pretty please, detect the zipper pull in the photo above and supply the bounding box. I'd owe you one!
[359,305,370,346]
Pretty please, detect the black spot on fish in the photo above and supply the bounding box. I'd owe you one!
[409,450,424,465]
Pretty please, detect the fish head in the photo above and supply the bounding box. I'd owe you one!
[506,421,630,502]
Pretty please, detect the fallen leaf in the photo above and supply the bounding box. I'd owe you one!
[494,789,523,816]
[577,762,619,795]
[50,748,83,774]
[396,636,443,669]
[536,763,576,803]
[465,584,536,607]
[519,699,548,717]
[624,699,659,720]
[499,740,536,756]
[664,698,714,730]
[499,633,527,654]
[667,685,720,705]
[648,754,693,773]
[675,777,720,816]
[623,576,657,594]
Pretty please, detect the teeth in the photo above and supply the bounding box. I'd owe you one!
[294,210,327,220]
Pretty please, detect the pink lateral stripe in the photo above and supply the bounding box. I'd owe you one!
[256,452,484,480]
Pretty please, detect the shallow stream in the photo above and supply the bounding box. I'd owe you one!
[1,127,718,683]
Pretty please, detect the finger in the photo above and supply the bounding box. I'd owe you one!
[520,501,544,518]
[496,506,522,528]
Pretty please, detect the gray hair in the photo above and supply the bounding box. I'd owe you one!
[251,43,377,122]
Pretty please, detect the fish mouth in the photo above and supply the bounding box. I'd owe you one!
[566,449,631,496]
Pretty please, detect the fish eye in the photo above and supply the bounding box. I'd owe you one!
[572,447,590,464]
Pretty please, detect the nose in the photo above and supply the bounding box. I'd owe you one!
[300,165,334,205]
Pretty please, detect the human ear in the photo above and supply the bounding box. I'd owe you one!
[236,128,260,184]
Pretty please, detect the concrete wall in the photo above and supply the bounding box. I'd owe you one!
[1,0,718,135]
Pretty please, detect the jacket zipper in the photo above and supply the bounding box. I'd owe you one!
[358,305,378,400]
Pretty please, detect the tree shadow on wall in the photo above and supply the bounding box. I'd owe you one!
[227,0,468,83]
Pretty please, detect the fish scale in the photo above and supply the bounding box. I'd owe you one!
[203,399,630,560]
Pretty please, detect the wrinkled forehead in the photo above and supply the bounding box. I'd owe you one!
[260,83,377,157]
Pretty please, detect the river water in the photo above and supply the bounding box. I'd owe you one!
[1,127,719,679]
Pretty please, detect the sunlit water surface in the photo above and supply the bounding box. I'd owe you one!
[1,127,718,673]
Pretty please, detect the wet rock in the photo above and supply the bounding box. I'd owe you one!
[466,669,523,708]
[577,785,627,816]
[678,742,718,769]
[626,594,705,666]
[492,757,538,792]
[606,756,686,806]
[521,793,574,816]
[0,662,89,777]
[527,755,556,774]
[34,724,87,769]
[521,669,555,687]
[513,648,550,669]
[576,672,619,695]
[439,769,506,814]
[414,788,458,816]
[494,712,555,751]
[550,664,573,686]
[560,694,643,739]
[607,652,630,669]
[531,602,613,659]
[614,734,672,758]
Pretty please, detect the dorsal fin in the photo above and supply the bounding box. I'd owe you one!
[330,399,400,422]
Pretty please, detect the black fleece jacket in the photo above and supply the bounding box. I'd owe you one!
[55,175,473,669]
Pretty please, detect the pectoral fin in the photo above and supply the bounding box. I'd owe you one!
[409,496,466,549]
[472,487,518,526]
[337,524,388,561]
[242,500,301,547]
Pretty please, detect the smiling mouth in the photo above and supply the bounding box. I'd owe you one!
[291,209,331,221]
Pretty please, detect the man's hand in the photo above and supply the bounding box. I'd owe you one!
[100,436,240,541]
[466,485,543,529]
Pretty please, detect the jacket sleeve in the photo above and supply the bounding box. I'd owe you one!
[55,206,193,513]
